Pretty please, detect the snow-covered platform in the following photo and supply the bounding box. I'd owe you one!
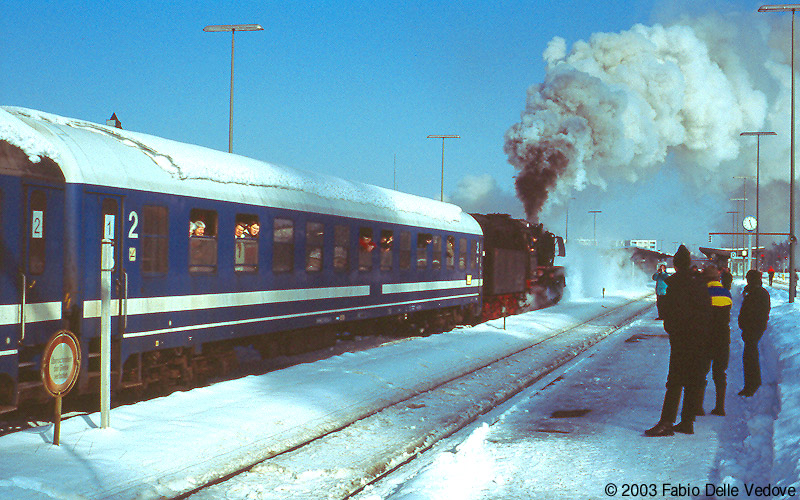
[1,285,798,500]
[356,283,800,500]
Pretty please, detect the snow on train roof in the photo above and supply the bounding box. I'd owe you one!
[0,107,478,231]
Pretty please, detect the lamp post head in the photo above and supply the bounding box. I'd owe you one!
[759,4,800,12]
[204,24,264,32]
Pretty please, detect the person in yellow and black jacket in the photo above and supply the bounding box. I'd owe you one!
[696,265,733,416]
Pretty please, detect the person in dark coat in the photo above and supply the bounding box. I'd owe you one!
[720,267,733,290]
[738,269,770,397]
[645,245,712,437]
[696,265,733,416]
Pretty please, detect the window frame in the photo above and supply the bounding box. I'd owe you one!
[141,204,169,275]
[272,217,295,273]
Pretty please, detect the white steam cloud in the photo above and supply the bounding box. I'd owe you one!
[505,13,787,221]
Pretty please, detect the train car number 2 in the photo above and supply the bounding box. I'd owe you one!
[128,211,139,239]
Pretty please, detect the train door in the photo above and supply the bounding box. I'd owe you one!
[83,193,126,386]
[14,184,66,407]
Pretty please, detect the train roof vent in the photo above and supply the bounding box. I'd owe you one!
[106,113,122,129]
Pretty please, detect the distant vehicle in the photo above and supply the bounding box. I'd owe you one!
[0,107,565,412]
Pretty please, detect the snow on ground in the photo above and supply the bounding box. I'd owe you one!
[356,279,800,500]
[1,251,799,499]
[0,290,649,500]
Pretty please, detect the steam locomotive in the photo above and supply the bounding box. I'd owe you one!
[0,107,564,412]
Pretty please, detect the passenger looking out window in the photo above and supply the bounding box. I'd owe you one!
[359,228,375,271]
[190,220,206,236]
[446,235,455,269]
[380,230,393,271]
[431,235,442,270]
[235,214,259,272]
[189,209,217,273]
[417,233,432,269]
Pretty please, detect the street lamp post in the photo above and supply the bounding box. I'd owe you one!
[203,23,263,154]
[758,4,797,301]
[740,131,777,268]
[589,210,602,246]
[427,135,460,201]
[730,198,747,250]
[727,211,738,249]
[565,197,575,244]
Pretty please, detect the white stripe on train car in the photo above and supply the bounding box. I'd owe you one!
[122,292,479,339]
[0,302,62,327]
[382,279,483,294]
[83,285,372,318]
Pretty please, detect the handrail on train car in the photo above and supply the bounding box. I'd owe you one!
[19,272,26,343]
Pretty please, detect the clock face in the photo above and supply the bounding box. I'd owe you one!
[743,216,757,231]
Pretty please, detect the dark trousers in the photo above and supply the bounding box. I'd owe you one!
[742,338,762,391]
[656,294,665,318]
[697,340,730,410]
[660,340,704,423]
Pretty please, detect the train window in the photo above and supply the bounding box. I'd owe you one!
[358,228,375,271]
[446,235,455,270]
[417,233,431,269]
[398,232,411,270]
[379,230,393,271]
[306,222,324,272]
[458,238,467,270]
[235,214,259,273]
[333,225,349,271]
[431,235,442,270]
[273,218,294,273]
[468,240,477,270]
[141,205,169,274]
[28,190,46,275]
[189,209,218,273]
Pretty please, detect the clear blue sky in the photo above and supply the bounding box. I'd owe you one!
[1,0,776,252]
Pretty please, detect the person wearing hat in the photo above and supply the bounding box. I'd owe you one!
[697,265,733,416]
[645,245,712,436]
[738,269,770,397]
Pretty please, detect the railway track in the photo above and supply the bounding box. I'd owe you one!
[181,295,655,500]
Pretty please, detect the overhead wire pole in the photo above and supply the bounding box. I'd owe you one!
[203,23,263,154]
[759,4,797,301]
[589,210,602,246]
[427,135,460,201]
[741,131,777,268]
[727,211,738,249]
[730,198,747,249]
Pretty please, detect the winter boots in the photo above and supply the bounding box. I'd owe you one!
[644,421,674,437]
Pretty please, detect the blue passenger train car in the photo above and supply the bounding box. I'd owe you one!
[0,107,483,410]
